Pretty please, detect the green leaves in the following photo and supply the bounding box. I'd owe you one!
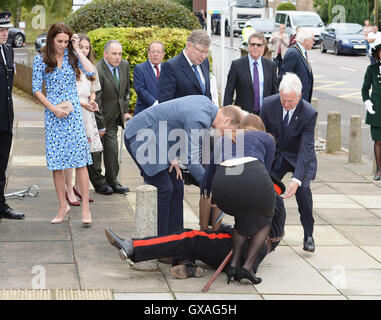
[88,26,191,112]
[65,0,201,33]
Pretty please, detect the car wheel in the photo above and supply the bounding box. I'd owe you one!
[334,43,340,55]
[13,33,24,48]
[320,40,327,53]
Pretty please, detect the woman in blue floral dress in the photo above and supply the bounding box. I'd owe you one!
[32,23,94,225]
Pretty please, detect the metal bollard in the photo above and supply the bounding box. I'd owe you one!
[311,98,319,140]
[326,111,341,153]
[132,185,159,271]
[348,115,362,163]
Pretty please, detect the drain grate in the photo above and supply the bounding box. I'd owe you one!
[0,289,114,300]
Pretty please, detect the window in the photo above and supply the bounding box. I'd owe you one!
[276,13,286,24]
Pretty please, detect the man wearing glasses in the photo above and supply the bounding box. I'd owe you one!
[224,32,278,115]
[133,41,165,115]
[158,30,212,103]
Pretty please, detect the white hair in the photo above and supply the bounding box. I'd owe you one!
[295,28,314,44]
[279,73,302,95]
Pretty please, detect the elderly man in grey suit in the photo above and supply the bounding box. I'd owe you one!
[89,40,131,195]
[123,95,244,236]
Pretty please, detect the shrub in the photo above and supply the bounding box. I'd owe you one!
[66,0,201,33]
[277,3,297,11]
[88,26,192,112]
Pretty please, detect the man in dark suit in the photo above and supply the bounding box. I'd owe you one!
[89,40,130,195]
[133,41,165,115]
[260,72,317,252]
[278,28,314,103]
[223,32,278,115]
[158,30,211,103]
[124,95,244,236]
[0,11,25,219]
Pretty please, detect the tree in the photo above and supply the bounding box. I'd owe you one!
[328,0,369,24]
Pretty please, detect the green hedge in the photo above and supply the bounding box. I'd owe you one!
[277,3,297,11]
[66,0,201,33]
[88,26,192,112]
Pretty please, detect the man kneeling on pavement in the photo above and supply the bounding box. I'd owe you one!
[104,193,285,282]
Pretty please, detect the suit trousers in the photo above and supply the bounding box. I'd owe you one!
[270,159,314,237]
[125,137,184,236]
[0,131,12,210]
[88,122,119,188]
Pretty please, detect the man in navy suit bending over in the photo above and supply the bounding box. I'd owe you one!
[158,30,211,103]
[260,73,317,252]
[133,41,165,115]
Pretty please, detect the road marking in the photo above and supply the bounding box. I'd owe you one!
[338,91,362,99]
[314,80,347,90]
[339,67,357,72]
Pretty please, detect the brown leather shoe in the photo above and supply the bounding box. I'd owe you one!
[170,264,204,279]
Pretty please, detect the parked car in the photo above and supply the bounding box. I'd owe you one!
[243,18,275,41]
[274,11,325,46]
[35,33,47,53]
[320,23,366,55]
[7,27,26,48]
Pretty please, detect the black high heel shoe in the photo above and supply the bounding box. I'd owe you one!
[237,267,262,285]
[226,266,238,284]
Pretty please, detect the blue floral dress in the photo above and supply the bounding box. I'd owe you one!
[32,49,93,170]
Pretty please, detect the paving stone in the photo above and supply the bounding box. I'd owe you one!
[255,266,339,295]
[291,246,381,270]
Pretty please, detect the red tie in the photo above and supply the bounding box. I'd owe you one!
[154,65,160,79]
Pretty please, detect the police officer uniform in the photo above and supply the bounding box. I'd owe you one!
[0,11,25,219]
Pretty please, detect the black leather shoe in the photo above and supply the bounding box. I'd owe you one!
[95,184,113,195]
[0,207,25,220]
[111,183,130,194]
[303,236,315,253]
[104,228,134,259]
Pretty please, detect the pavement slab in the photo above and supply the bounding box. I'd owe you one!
[3,92,381,300]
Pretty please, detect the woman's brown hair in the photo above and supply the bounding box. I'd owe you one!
[41,22,80,80]
[232,114,271,143]
[78,33,96,82]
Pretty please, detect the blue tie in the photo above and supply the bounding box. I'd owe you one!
[283,111,289,132]
[274,111,289,170]
[192,65,205,94]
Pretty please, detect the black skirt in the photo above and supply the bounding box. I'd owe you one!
[211,160,275,237]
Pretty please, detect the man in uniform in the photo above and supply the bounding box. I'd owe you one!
[0,11,25,220]
[104,193,285,280]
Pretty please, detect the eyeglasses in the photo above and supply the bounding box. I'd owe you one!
[192,44,209,55]
[248,43,264,48]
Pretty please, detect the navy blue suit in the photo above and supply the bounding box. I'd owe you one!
[158,51,211,103]
[133,60,160,115]
[278,45,314,103]
[125,95,218,236]
[260,94,317,237]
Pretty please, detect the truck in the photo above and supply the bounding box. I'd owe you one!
[193,0,266,36]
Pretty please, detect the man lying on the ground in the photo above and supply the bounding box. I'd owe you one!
[104,193,285,281]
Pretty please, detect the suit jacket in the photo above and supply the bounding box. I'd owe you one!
[278,44,314,103]
[223,55,278,113]
[125,95,218,182]
[95,58,130,130]
[0,43,14,133]
[133,60,160,115]
[260,94,317,182]
[158,52,211,103]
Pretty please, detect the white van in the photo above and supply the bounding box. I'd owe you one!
[275,11,325,45]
